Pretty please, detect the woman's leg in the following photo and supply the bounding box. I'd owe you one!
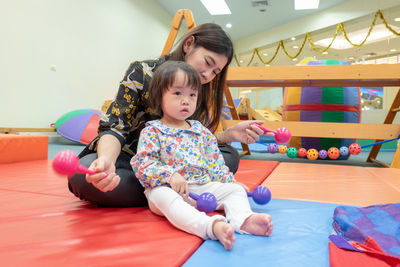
[68,152,147,207]
[219,144,240,173]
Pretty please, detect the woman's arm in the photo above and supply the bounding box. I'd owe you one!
[215,120,266,144]
[97,134,121,165]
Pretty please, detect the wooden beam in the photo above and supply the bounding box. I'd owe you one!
[221,120,400,140]
[226,64,400,87]
[0,127,55,133]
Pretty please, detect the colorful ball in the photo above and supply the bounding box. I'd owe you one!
[54,109,103,145]
[318,149,328,159]
[286,147,298,158]
[339,146,349,157]
[349,143,362,155]
[267,143,279,154]
[328,147,340,159]
[307,148,319,160]
[298,148,307,158]
[278,145,287,154]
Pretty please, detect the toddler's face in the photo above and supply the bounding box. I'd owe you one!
[161,69,198,122]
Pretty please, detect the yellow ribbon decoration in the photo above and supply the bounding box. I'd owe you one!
[235,10,400,66]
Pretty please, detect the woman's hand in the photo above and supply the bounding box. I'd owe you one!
[224,120,269,144]
[169,172,189,197]
[85,156,121,192]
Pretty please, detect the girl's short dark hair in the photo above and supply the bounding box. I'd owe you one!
[148,61,201,117]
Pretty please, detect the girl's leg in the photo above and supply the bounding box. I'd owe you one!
[68,152,148,207]
[190,182,273,236]
[146,186,236,250]
[145,186,226,240]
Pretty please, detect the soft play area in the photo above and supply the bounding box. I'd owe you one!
[1,128,400,266]
[2,3,400,267]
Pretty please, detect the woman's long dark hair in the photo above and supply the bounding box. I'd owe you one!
[168,23,234,133]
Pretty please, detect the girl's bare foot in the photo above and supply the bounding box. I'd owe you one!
[240,214,273,236]
[213,220,236,250]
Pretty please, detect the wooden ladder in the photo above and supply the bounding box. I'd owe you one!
[161,9,196,56]
[367,88,400,168]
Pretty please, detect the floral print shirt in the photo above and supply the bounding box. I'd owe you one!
[86,57,167,156]
[131,120,235,189]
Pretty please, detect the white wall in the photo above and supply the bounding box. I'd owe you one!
[0,0,172,128]
[234,0,400,54]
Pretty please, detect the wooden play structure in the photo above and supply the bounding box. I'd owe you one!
[223,64,400,167]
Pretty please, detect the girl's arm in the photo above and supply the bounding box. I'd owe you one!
[131,127,175,188]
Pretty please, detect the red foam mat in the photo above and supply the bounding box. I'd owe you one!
[0,159,278,266]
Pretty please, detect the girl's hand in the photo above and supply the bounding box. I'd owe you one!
[225,120,269,144]
[85,156,121,192]
[169,172,189,197]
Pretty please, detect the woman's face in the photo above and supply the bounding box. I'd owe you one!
[184,37,228,85]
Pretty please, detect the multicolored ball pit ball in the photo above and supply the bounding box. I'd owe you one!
[278,145,288,154]
[328,147,340,159]
[307,148,319,160]
[318,149,328,159]
[339,146,349,157]
[298,148,307,158]
[267,143,279,154]
[286,147,298,158]
[349,143,362,155]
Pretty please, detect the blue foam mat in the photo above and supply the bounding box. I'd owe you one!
[231,141,269,153]
[183,199,340,267]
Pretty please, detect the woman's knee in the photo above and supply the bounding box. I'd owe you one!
[219,144,240,173]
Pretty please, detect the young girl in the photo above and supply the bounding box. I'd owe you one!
[131,61,273,251]
[68,23,266,208]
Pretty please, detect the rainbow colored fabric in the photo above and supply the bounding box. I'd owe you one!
[330,203,400,263]
[282,60,361,157]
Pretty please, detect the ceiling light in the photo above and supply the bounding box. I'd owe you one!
[291,37,296,41]
[348,56,354,60]
[263,53,268,56]
[292,45,299,49]
[226,23,232,28]
[315,24,400,50]
[390,48,397,52]
[395,17,400,22]
[295,0,319,10]
[322,51,328,55]
[292,58,298,61]
[200,0,231,15]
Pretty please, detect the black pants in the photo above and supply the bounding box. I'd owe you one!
[68,145,240,207]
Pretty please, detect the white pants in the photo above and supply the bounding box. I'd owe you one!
[145,182,254,240]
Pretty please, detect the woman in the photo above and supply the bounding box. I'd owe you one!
[68,23,265,207]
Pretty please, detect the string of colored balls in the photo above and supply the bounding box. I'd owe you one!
[267,143,362,160]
